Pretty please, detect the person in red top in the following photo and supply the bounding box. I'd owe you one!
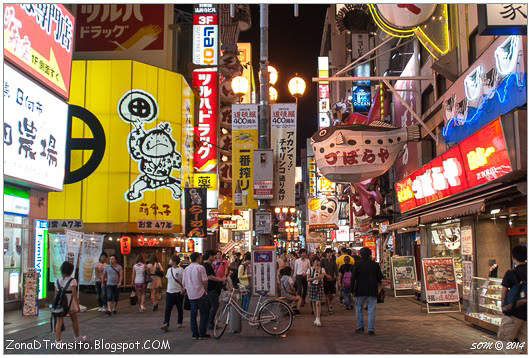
[212,250,229,280]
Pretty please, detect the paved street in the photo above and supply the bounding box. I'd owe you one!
[4,292,517,354]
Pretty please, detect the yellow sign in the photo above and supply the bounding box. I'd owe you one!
[49,60,193,231]
[237,42,253,104]
[467,147,496,171]
[182,85,195,189]
[193,173,217,190]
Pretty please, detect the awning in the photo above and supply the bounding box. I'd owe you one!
[386,216,419,232]
[420,199,486,224]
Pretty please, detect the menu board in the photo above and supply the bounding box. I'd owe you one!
[391,256,416,290]
[22,268,38,316]
[422,257,460,303]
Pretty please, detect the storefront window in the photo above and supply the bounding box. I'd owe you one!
[4,214,30,302]
[428,219,463,284]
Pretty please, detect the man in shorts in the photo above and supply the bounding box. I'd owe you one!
[321,248,338,314]
[103,254,123,315]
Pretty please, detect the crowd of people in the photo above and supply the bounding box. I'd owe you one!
[50,245,527,345]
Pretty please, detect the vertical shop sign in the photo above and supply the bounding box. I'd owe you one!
[79,234,105,285]
[462,261,474,300]
[34,220,48,299]
[271,103,297,206]
[318,56,330,128]
[120,236,132,255]
[193,5,218,66]
[460,226,473,256]
[193,69,218,172]
[185,188,207,237]
[232,104,259,209]
[252,247,277,296]
[253,149,274,200]
[48,233,66,283]
[422,257,460,303]
[3,4,75,99]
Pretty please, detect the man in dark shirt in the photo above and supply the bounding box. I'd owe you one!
[321,248,339,314]
[499,245,527,343]
[351,247,383,335]
[202,250,225,330]
[339,256,354,310]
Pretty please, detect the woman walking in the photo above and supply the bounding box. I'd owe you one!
[54,261,87,342]
[132,255,147,312]
[307,257,326,327]
[147,255,164,311]
[238,252,252,312]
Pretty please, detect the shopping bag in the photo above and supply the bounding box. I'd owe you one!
[129,289,138,306]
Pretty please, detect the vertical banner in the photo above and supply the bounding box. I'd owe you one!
[49,233,66,283]
[185,188,207,237]
[193,5,218,66]
[422,257,459,303]
[462,261,473,301]
[252,247,277,296]
[193,69,218,172]
[65,230,82,274]
[34,220,48,299]
[232,104,259,210]
[79,234,105,285]
[460,225,473,256]
[271,103,297,206]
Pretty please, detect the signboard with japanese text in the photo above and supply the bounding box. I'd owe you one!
[253,149,274,200]
[478,4,527,35]
[391,256,416,290]
[34,220,48,299]
[4,63,68,191]
[318,57,330,129]
[462,260,473,301]
[422,257,459,303]
[48,60,192,231]
[185,188,207,238]
[232,104,259,209]
[181,83,195,189]
[336,225,350,242]
[193,4,218,66]
[308,197,339,230]
[396,119,512,213]
[3,4,75,99]
[48,220,83,231]
[254,211,272,234]
[207,210,219,231]
[252,247,277,296]
[193,173,217,190]
[79,233,104,285]
[137,220,173,231]
[120,236,131,254]
[363,236,377,260]
[271,103,297,206]
[193,69,218,172]
[74,4,174,70]
[460,225,473,256]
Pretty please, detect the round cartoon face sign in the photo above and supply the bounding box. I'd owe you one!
[140,128,176,158]
[118,90,158,123]
[376,4,437,29]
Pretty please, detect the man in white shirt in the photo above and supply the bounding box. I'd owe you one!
[161,255,185,332]
[293,249,311,306]
[182,252,210,339]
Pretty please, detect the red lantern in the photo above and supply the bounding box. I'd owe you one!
[120,236,131,255]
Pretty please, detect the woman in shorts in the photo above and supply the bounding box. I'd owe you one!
[280,266,301,314]
[307,257,326,327]
[132,255,147,312]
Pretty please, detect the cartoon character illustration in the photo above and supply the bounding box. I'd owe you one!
[118,90,182,202]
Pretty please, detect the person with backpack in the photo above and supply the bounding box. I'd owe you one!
[339,256,354,310]
[52,261,87,342]
[161,255,185,332]
[132,255,147,312]
[307,257,326,327]
[498,245,527,344]
[103,254,123,316]
[147,255,164,311]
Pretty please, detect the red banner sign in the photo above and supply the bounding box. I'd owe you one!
[193,70,218,172]
[396,119,512,213]
[4,4,75,99]
[120,236,131,255]
[75,4,164,52]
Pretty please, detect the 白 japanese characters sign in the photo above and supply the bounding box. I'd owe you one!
[193,69,218,172]
[478,4,527,35]
[185,188,207,238]
[137,220,173,231]
[271,103,297,206]
[3,4,75,99]
[396,119,512,213]
[48,220,83,231]
[79,233,104,285]
[193,4,218,66]
[422,257,459,303]
[232,104,258,209]
[4,64,68,191]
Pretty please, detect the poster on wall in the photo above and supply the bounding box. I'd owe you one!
[3,64,69,191]
[308,197,339,230]
[3,4,75,99]
[185,188,207,238]
[270,103,297,206]
[462,260,474,301]
[252,247,277,296]
[65,230,82,274]
[422,257,460,303]
[48,233,66,283]
[22,268,39,316]
[460,226,473,256]
[79,234,105,285]
[391,256,417,290]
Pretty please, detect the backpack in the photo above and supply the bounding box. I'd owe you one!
[342,270,352,289]
[503,269,527,316]
[50,278,74,317]
[230,260,241,287]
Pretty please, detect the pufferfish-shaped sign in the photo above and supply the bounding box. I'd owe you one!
[310,121,420,184]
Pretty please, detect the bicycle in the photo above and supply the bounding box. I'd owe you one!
[213,288,293,339]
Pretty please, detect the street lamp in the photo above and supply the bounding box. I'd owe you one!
[260,65,278,85]
[289,207,296,214]
[269,86,278,103]
[288,75,306,103]
[282,207,289,214]
[231,75,249,102]
[274,207,281,214]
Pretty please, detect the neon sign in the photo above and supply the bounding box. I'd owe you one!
[193,70,218,172]
[397,119,512,213]
[193,5,218,66]
[34,220,48,300]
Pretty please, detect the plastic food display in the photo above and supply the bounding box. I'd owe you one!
[464,277,503,332]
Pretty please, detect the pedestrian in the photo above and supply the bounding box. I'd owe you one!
[229,252,242,288]
[93,253,107,312]
[498,245,527,344]
[103,254,123,315]
[352,247,383,335]
[161,255,185,332]
[294,249,311,306]
[280,266,301,314]
[132,255,147,312]
[147,255,164,311]
[336,247,355,270]
[339,256,354,310]
[53,261,87,342]
[212,250,229,280]
[238,252,252,312]
[182,252,210,339]
[321,248,339,314]
[307,257,325,327]
[203,250,226,330]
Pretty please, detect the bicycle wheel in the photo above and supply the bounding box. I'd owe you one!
[258,300,293,336]
[213,303,230,339]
